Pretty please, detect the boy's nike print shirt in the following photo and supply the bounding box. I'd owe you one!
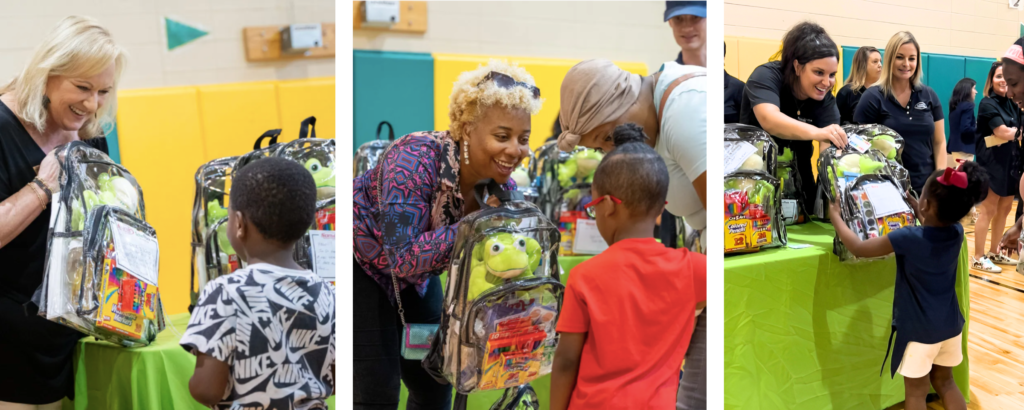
[181,263,335,410]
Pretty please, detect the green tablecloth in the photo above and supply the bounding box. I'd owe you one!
[724,221,970,410]
[68,313,336,410]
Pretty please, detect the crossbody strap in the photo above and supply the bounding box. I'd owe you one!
[658,71,707,123]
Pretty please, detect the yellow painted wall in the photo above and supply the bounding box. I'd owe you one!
[116,77,335,315]
[432,54,648,152]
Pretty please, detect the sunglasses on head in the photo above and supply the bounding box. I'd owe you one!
[477,71,541,99]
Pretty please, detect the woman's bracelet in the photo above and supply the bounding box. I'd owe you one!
[27,182,47,211]
[31,177,52,199]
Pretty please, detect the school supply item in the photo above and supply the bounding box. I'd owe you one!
[724,124,787,253]
[354,120,395,178]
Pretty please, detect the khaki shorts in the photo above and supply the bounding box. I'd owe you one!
[896,333,963,378]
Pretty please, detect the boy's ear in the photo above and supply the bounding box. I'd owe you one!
[233,210,246,240]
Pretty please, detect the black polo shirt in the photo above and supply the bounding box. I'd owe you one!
[725,70,744,123]
[974,95,1020,197]
[836,84,866,125]
[853,84,944,193]
[739,61,840,209]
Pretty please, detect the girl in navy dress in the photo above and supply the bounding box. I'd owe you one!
[829,161,987,410]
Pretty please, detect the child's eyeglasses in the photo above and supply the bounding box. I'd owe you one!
[585,195,671,221]
[584,195,622,219]
[476,71,541,99]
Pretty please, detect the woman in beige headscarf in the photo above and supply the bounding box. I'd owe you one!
[558,57,707,410]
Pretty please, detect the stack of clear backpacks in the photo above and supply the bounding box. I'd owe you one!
[817,139,917,262]
[724,124,786,253]
[424,179,563,398]
[34,141,165,347]
[190,116,335,310]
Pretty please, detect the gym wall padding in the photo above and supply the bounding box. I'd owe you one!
[725,37,739,79]
[353,50,434,154]
[278,77,336,144]
[925,54,965,138]
[966,57,997,114]
[197,82,281,160]
[115,77,336,315]
[431,53,648,151]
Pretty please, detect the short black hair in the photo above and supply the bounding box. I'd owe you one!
[592,123,669,216]
[231,157,317,245]
[922,160,989,224]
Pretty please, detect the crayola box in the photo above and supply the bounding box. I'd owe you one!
[316,205,335,231]
[96,258,158,340]
[725,212,772,252]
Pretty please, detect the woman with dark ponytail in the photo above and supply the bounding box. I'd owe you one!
[829,161,985,410]
[739,21,846,215]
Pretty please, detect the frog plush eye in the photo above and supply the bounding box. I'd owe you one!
[514,238,527,252]
[490,242,505,256]
[310,162,321,172]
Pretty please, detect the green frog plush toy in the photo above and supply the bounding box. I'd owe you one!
[467,233,542,300]
[557,149,603,201]
[70,172,139,231]
[306,158,335,201]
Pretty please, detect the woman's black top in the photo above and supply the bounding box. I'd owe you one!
[946,101,977,155]
[836,83,867,125]
[974,95,1021,197]
[739,60,840,210]
[0,101,106,403]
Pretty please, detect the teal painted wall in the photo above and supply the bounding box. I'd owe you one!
[353,50,435,155]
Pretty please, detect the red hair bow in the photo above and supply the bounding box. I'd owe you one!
[937,167,967,189]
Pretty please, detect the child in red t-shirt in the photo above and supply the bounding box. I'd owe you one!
[550,124,707,410]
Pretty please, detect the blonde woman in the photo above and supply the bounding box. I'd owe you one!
[836,46,881,124]
[352,60,541,409]
[0,16,125,409]
[854,31,946,195]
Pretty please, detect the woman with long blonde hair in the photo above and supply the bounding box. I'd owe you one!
[0,16,126,409]
[854,31,946,195]
[836,46,881,124]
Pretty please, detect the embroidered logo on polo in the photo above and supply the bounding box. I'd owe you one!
[914,102,929,111]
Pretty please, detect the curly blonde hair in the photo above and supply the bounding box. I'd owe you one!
[1,16,127,139]
[448,60,543,141]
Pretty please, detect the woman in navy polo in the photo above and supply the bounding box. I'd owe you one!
[972,61,1020,272]
[739,21,848,215]
[854,31,946,195]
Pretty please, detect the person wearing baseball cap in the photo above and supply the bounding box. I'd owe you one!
[665,1,706,67]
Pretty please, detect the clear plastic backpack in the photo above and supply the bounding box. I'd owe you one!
[817,147,917,262]
[35,142,165,347]
[189,155,241,310]
[423,179,563,396]
[272,131,336,279]
[724,124,786,253]
[487,384,540,410]
[354,121,395,178]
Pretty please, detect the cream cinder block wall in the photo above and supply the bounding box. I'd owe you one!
[354,1,684,74]
[0,0,335,90]
[726,0,1022,59]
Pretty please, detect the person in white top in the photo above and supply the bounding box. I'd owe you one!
[557,57,707,410]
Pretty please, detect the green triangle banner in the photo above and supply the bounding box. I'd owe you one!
[165,17,208,51]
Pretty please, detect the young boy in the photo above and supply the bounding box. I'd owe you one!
[550,124,707,410]
[181,157,335,410]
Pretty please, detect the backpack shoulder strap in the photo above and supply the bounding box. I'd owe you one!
[658,71,707,122]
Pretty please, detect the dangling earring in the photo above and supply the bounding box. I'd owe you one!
[463,140,469,165]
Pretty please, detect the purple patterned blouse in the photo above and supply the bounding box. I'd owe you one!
[353,131,516,303]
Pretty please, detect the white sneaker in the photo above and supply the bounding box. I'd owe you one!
[973,256,1003,273]
[987,252,1019,266]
